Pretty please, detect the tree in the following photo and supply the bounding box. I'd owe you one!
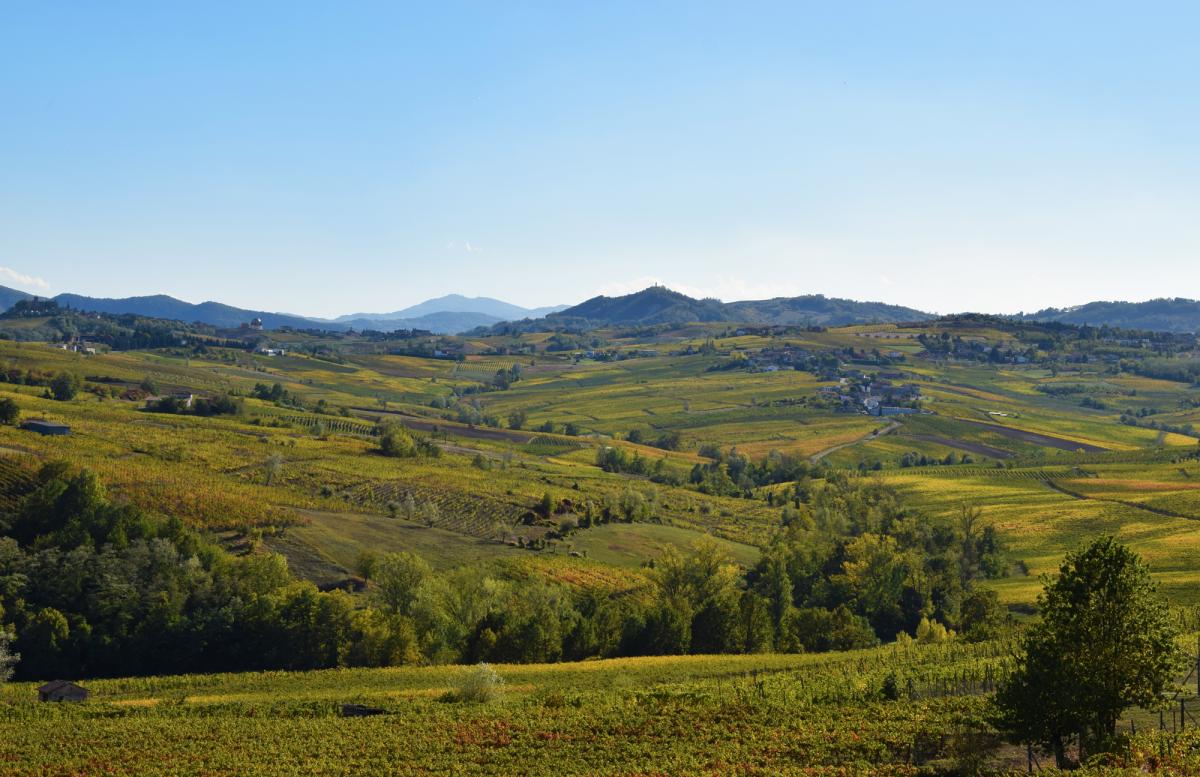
[0,398,18,425]
[354,550,378,580]
[0,627,17,682]
[994,537,1183,767]
[378,424,416,458]
[373,552,432,617]
[50,372,80,401]
[507,409,527,430]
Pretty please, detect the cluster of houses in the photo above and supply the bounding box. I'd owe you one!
[51,340,99,355]
[747,346,814,372]
[146,392,195,411]
[819,372,924,416]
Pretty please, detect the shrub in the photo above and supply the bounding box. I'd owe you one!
[450,663,504,703]
[915,616,954,644]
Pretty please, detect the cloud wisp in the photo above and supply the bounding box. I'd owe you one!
[0,267,50,292]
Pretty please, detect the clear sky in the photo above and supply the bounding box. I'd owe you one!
[2,2,1197,317]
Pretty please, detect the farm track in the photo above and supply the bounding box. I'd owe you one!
[1042,478,1198,522]
[810,420,901,462]
[953,418,1109,453]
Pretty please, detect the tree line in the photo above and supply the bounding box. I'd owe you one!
[0,463,1011,681]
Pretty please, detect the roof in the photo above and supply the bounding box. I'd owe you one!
[22,420,69,430]
[38,680,82,692]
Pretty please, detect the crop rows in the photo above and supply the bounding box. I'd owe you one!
[271,414,377,437]
[0,454,37,510]
[344,480,522,537]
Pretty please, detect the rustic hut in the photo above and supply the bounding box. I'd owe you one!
[37,680,89,703]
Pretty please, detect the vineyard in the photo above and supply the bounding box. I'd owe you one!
[0,643,1020,776]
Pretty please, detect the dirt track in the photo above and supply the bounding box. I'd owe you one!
[810,421,901,462]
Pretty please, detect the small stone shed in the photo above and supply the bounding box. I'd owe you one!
[37,680,89,703]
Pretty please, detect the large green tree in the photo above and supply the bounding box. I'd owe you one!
[50,372,81,401]
[994,537,1183,767]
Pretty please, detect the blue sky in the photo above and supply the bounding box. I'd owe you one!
[1,2,1197,316]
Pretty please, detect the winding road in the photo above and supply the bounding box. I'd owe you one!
[810,420,902,462]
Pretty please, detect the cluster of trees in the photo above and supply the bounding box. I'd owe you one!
[250,381,305,409]
[2,367,59,389]
[489,364,521,391]
[0,463,434,679]
[150,393,242,417]
[377,423,440,459]
[626,428,681,451]
[1131,357,1200,385]
[1119,409,1195,437]
[739,482,1009,650]
[8,370,83,401]
[689,449,826,497]
[897,451,976,468]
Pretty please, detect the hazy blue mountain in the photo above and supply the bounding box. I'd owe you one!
[337,294,566,322]
[339,310,504,334]
[1022,298,1200,333]
[0,285,33,311]
[51,293,334,331]
[530,286,933,329]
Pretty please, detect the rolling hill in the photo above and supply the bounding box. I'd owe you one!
[518,286,935,329]
[1023,298,1200,333]
[51,293,327,331]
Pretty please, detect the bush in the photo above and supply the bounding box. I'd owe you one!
[378,424,416,457]
[449,663,504,703]
[0,398,18,425]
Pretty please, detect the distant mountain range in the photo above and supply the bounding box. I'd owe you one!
[1018,299,1200,333]
[51,293,325,331]
[334,294,565,323]
[0,287,565,335]
[4,282,1200,335]
[531,286,934,329]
